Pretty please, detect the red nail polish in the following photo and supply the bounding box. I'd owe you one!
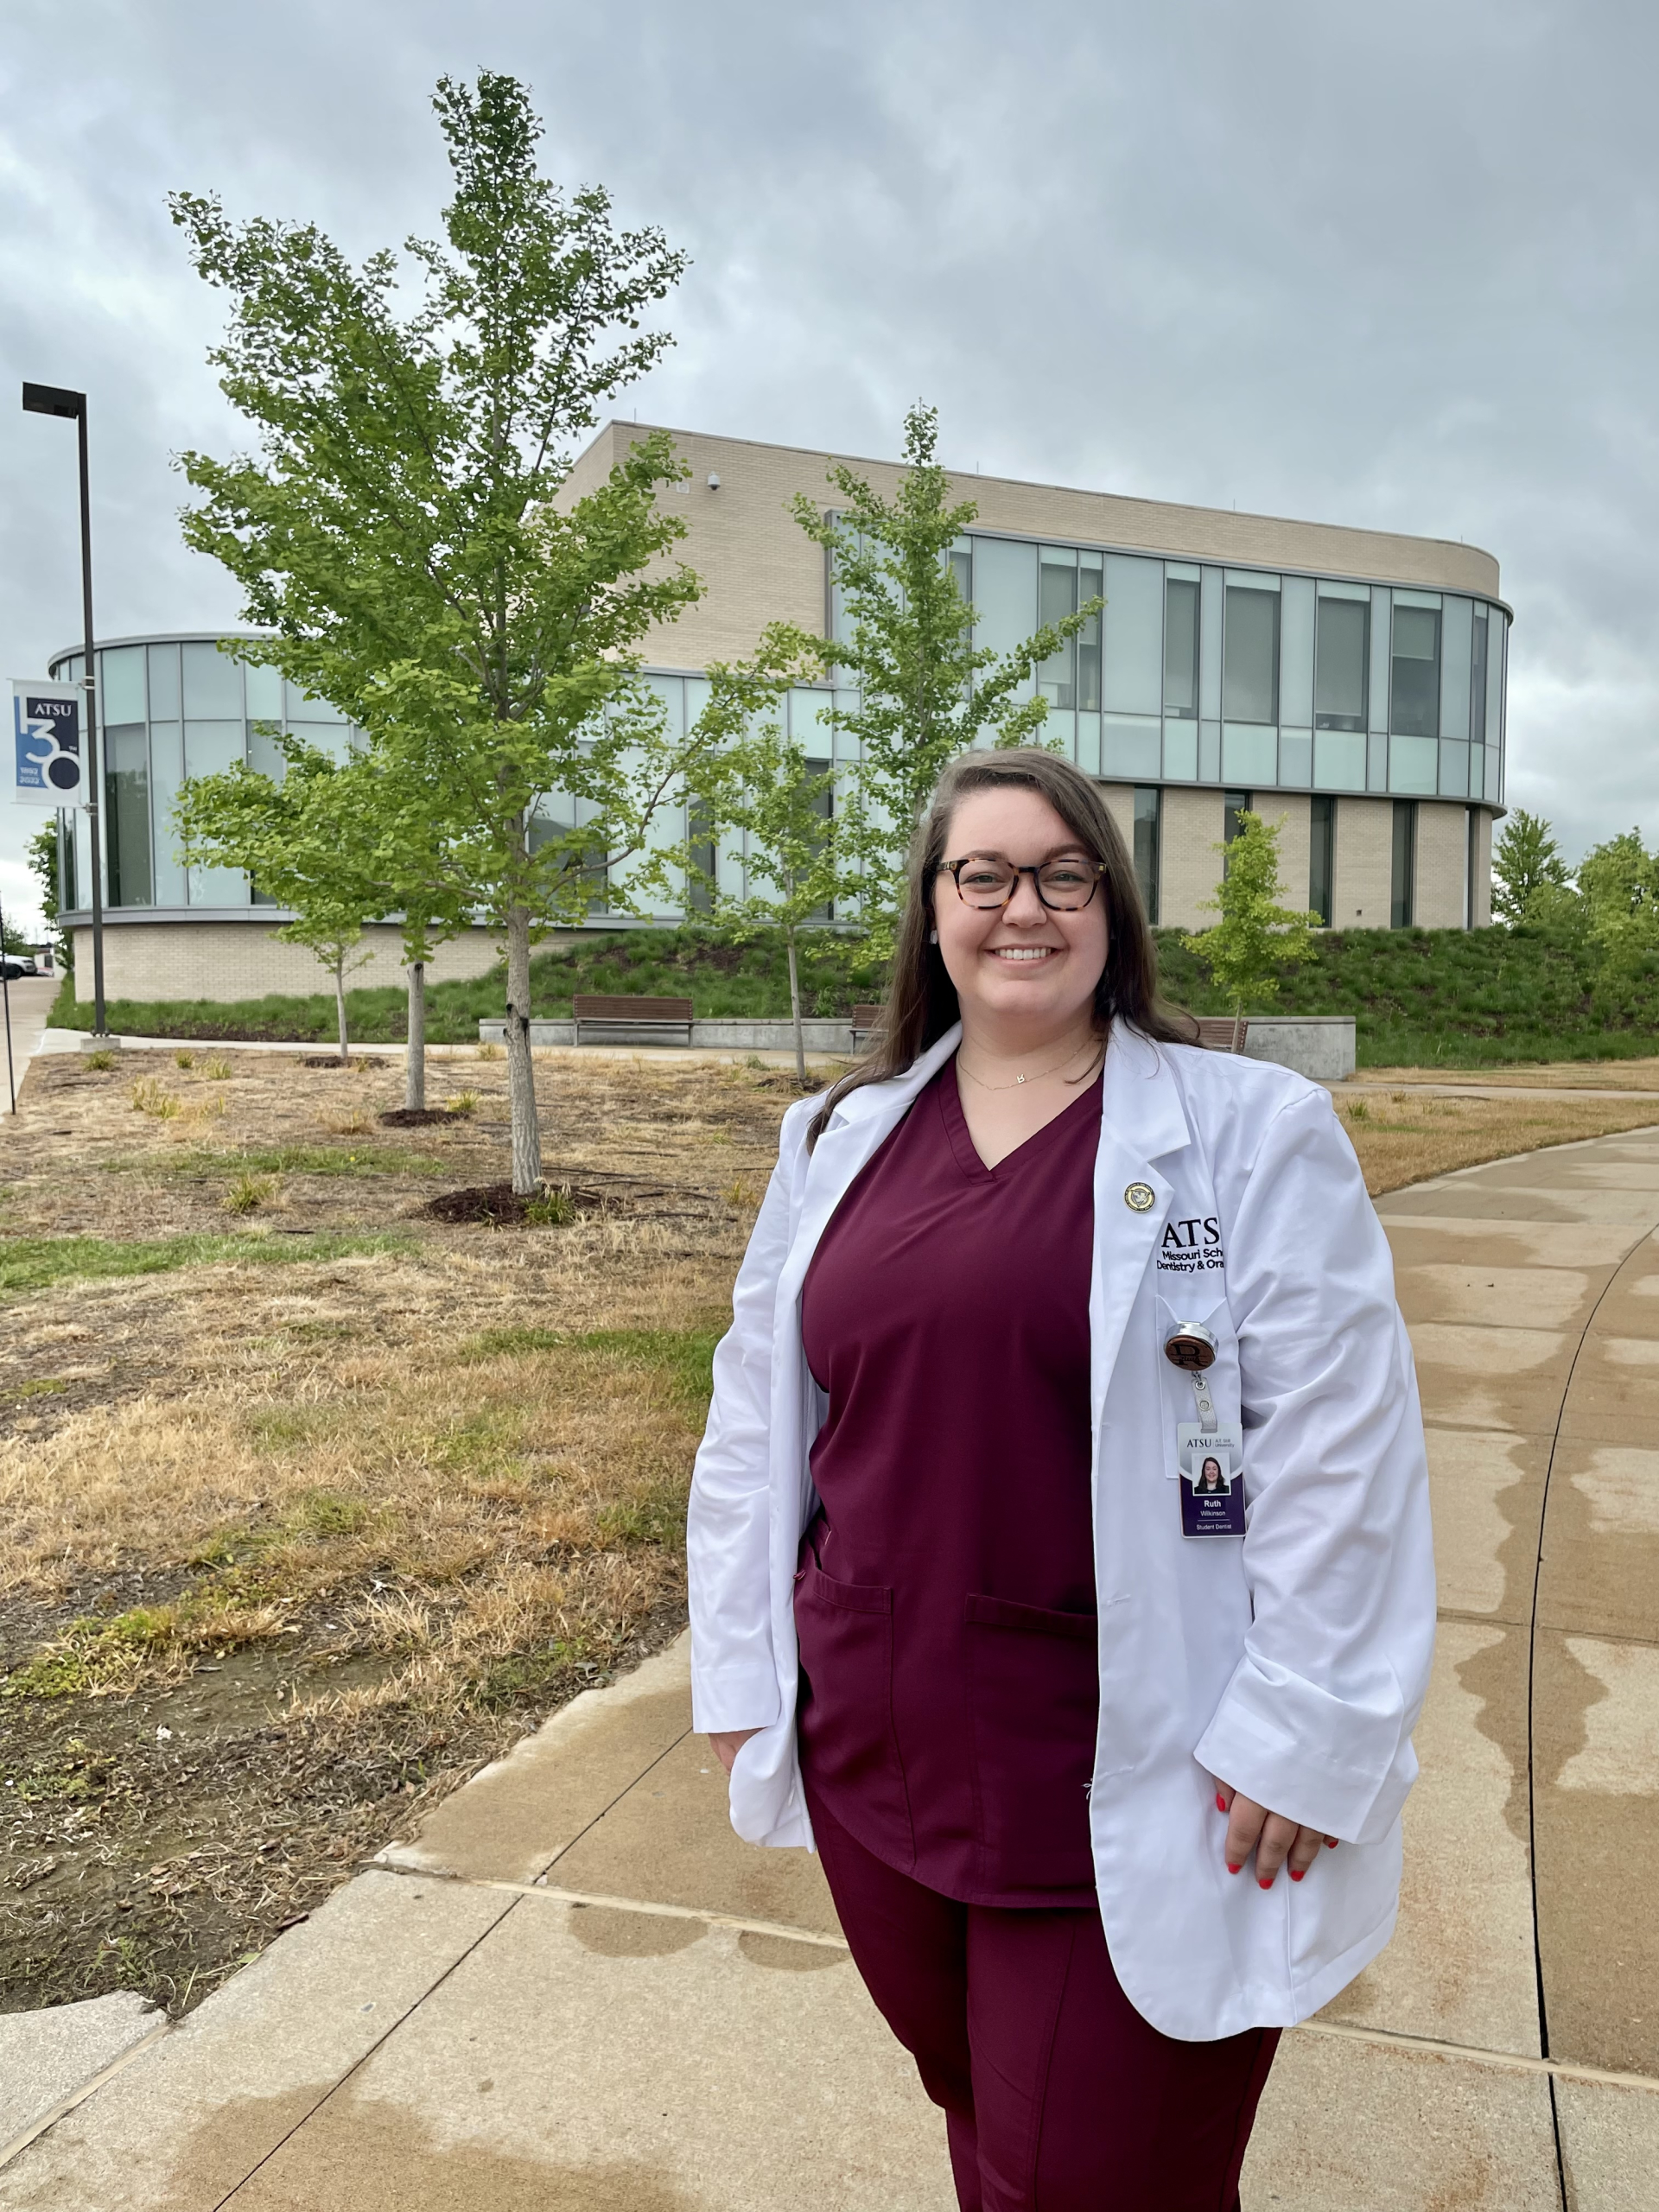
[1257,1878,1274,1890]
[1226,1862,1242,1874]
[1289,1869,1305,1882]
[1326,1840,1338,1850]
[1216,1793,1227,1812]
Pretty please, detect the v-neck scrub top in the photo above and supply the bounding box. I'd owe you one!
[797,1057,1104,1908]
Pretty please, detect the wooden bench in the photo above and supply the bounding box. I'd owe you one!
[572,994,695,1047]
[1193,1016,1249,1052]
[850,1003,887,1051]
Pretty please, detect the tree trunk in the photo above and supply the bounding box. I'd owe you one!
[505,903,543,1193]
[334,959,350,1065]
[785,927,806,1086]
[404,961,426,1111]
[1231,1008,1243,1053]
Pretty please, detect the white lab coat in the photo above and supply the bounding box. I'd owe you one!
[687,1020,1435,2042]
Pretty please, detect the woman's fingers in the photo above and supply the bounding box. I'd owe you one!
[1216,1783,1334,1886]
[1286,1826,1323,1878]
[1222,1789,1267,1872]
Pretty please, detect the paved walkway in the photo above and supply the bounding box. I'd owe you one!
[0,979,60,1113]
[6,1124,1659,2206]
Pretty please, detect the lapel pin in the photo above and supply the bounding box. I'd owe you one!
[1124,1182,1155,1212]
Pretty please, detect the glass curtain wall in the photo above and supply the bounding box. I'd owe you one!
[47,637,360,913]
[831,530,1504,810]
[1391,800,1417,928]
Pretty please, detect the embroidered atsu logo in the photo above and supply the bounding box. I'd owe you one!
[1157,1215,1224,1276]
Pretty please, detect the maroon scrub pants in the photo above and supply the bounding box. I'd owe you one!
[808,1786,1280,2212]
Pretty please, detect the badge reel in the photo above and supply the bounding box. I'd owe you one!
[1163,1321,1246,1539]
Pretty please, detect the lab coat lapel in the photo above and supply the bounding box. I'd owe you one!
[774,1023,964,1321]
[1090,1027,1192,1403]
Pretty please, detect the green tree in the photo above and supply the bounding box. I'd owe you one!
[1182,811,1319,1048]
[789,402,1101,946]
[664,718,853,1084]
[175,742,386,1063]
[169,70,733,1191]
[1491,808,1569,925]
[26,821,64,967]
[1576,829,1659,1013]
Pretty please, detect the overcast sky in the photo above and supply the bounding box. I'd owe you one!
[1,0,1653,932]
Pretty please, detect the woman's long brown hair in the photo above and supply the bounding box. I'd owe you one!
[807,748,1197,1147]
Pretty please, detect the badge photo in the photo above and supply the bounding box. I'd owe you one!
[1174,1421,1246,1538]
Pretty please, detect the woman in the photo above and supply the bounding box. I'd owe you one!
[688,750,1433,2210]
[1193,1454,1229,1495]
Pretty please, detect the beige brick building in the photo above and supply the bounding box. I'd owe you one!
[57,428,1507,1001]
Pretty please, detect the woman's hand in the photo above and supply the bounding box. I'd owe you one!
[709,1728,762,1776]
[1215,1782,1339,1887]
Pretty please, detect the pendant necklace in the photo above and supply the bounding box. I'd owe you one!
[957,1039,1101,1093]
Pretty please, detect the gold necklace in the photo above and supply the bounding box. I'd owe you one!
[957,1039,1099,1093]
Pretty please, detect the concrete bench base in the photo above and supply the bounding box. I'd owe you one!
[477,1013,1357,1079]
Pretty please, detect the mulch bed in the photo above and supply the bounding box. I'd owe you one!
[378,1108,459,1128]
[416,1180,608,1226]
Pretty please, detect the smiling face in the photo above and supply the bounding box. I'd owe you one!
[931,785,1110,1048]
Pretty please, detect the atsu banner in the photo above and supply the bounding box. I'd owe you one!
[11,680,86,805]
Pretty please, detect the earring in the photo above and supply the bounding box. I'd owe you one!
[929,930,938,944]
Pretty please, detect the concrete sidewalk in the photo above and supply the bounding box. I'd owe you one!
[7,1123,1659,2207]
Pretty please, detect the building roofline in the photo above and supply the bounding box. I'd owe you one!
[46,631,271,671]
[575,419,1504,596]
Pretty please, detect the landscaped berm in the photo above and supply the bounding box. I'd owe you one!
[3,1042,1658,2022]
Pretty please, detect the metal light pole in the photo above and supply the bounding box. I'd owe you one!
[21,381,107,1039]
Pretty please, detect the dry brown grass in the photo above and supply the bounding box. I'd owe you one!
[1365,1058,1659,1093]
[0,1047,787,2015]
[1338,1089,1659,1195]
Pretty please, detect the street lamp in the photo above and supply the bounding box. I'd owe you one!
[21,380,107,1039]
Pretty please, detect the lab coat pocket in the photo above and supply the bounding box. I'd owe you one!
[965,1594,1099,1894]
[793,1559,915,1863]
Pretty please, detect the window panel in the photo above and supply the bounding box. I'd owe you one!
[1485,615,1504,747]
[1315,595,1370,730]
[1045,707,1077,760]
[244,663,284,725]
[1367,731,1389,791]
[1222,724,1277,785]
[283,678,346,724]
[1077,713,1102,777]
[1077,561,1103,712]
[1038,554,1077,708]
[1440,596,1472,742]
[971,537,1038,675]
[1224,791,1253,846]
[147,643,181,720]
[1368,588,1392,731]
[1478,606,1503,743]
[1313,730,1366,791]
[99,646,145,727]
[1439,740,1469,798]
[1101,715,1160,780]
[1391,800,1417,928]
[1162,721,1198,781]
[1486,746,1503,804]
[1199,569,1224,721]
[1199,721,1221,781]
[949,544,971,609]
[185,716,251,906]
[182,640,244,720]
[1133,786,1160,923]
[1390,604,1442,738]
[104,725,151,906]
[1102,556,1163,715]
[1309,795,1335,927]
[1280,577,1315,728]
[1279,730,1312,787]
[149,722,187,906]
[1389,734,1439,793]
[248,722,287,780]
[1163,577,1199,717]
[1222,588,1279,724]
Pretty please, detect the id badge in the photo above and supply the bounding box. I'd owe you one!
[1174,1421,1246,1539]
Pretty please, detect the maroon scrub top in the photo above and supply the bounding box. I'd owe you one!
[797,1056,1103,1907]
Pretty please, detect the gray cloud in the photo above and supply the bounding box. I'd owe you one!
[1,0,1653,926]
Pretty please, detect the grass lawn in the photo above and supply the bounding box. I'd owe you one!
[48,919,1659,1068]
[1,1041,1654,2022]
